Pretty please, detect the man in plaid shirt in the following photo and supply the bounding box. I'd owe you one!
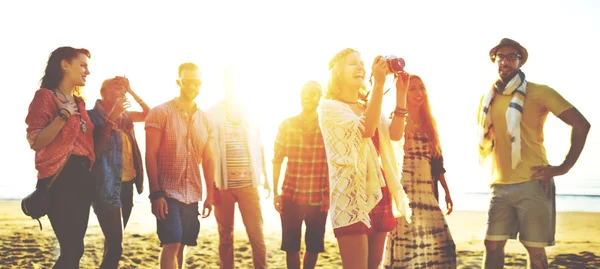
[273,81,330,269]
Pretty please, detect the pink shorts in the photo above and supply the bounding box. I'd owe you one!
[333,187,396,238]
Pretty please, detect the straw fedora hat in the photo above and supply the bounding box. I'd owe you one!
[489,38,528,65]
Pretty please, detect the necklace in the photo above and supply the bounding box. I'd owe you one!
[55,88,87,133]
[56,88,74,105]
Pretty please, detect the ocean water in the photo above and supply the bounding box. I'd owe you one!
[3,180,599,212]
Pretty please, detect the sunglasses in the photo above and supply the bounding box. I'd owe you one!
[179,79,202,87]
[494,53,522,62]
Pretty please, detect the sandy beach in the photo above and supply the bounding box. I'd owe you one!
[1,200,599,269]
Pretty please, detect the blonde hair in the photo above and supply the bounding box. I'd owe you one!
[99,77,128,99]
[325,48,368,103]
[405,75,442,158]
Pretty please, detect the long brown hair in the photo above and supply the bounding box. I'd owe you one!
[40,46,91,97]
[325,48,369,104]
[405,75,442,158]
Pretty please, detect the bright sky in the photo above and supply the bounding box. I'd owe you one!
[1,0,598,200]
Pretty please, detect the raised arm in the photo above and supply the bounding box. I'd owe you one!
[125,82,150,122]
[389,73,409,141]
[93,99,128,154]
[362,56,388,138]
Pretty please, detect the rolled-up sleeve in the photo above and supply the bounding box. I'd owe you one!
[25,90,55,148]
[145,107,166,131]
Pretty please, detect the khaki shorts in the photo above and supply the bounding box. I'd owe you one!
[485,179,556,247]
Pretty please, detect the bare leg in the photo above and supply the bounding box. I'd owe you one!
[160,243,182,269]
[177,244,186,269]
[286,251,300,269]
[368,232,387,269]
[525,246,548,269]
[483,240,507,269]
[337,234,368,269]
[303,251,319,269]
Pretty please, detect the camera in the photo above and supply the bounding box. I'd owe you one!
[383,55,405,74]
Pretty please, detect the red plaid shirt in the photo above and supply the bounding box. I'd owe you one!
[273,114,329,205]
[145,98,213,204]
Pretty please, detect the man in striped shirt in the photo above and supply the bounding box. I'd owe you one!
[145,62,216,269]
[207,65,271,269]
[273,81,329,269]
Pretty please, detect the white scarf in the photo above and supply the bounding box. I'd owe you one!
[479,70,527,169]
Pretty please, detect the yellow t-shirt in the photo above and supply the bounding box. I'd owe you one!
[118,130,137,182]
[488,82,573,184]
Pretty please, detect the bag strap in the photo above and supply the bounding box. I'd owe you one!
[46,152,72,189]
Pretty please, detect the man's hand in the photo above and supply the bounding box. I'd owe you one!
[202,199,213,218]
[151,197,168,221]
[263,182,271,199]
[531,165,567,185]
[274,194,283,214]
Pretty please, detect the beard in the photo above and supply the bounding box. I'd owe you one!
[498,67,518,82]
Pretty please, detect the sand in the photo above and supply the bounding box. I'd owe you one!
[1,200,599,269]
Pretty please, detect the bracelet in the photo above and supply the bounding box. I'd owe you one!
[394,106,407,113]
[59,108,71,118]
[389,112,407,119]
[58,113,69,121]
[389,107,408,119]
[149,190,166,201]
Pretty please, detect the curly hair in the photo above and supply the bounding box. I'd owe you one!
[325,48,368,103]
[405,75,442,158]
[40,46,91,97]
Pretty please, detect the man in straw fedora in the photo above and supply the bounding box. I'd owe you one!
[478,38,591,268]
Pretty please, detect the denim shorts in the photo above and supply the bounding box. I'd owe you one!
[485,179,556,247]
[157,198,200,246]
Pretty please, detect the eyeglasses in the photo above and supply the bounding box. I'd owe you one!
[179,79,202,87]
[494,53,522,62]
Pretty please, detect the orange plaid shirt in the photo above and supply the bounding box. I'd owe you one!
[145,98,213,204]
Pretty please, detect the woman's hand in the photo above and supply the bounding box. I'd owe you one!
[371,56,388,86]
[445,194,453,215]
[108,97,130,121]
[395,71,410,94]
[53,96,78,118]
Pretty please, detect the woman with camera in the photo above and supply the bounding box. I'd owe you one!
[383,75,457,268]
[318,48,412,269]
[25,46,96,269]
[88,76,149,269]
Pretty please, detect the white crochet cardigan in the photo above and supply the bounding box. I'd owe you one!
[318,99,411,229]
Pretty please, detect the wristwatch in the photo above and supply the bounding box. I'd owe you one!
[149,190,166,201]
